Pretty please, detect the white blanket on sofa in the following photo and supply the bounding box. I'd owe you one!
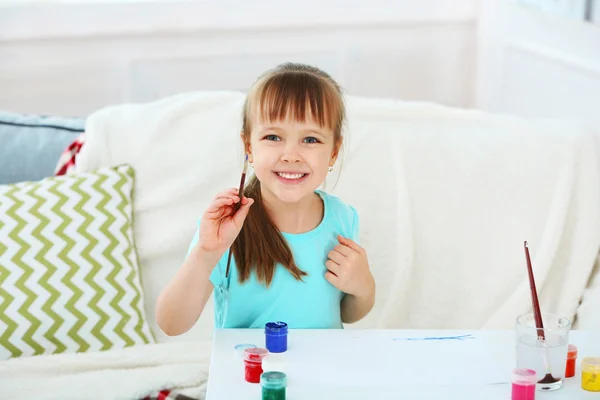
[72,91,600,342]
[2,341,210,399]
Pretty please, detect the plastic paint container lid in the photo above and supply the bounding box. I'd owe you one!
[567,344,578,359]
[512,368,537,385]
[234,343,257,359]
[582,357,600,372]
[244,347,269,362]
[265,321,288,335]
[260,371,287,390]
[262,353,287,373]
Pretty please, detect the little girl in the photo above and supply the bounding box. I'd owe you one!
[156,63,375,335]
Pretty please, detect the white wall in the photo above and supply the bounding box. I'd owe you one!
[0,0,479,117]
[2,0,598,127]
[476,0,600,127]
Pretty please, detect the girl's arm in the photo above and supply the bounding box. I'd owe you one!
[341,277,376,324]
[156,188,253,336]
[155,246,222,336]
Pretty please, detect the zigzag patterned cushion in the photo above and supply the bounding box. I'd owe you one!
[0,164,155,359]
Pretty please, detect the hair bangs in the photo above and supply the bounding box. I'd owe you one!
[252,72,342,133]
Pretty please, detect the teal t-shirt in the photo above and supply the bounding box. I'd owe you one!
[186,190,359,329]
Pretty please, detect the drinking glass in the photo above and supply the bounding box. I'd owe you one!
[515,312,571,391]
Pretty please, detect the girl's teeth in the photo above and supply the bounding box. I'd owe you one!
[277,172,305,180]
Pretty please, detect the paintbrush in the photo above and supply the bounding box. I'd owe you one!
[524,240,558,384]
[225,154,249,278]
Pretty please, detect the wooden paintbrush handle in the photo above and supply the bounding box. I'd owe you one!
[524,241,546,340]
[225,169,248,278]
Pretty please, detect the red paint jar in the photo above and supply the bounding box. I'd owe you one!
[244,347,269,383]
[565,344,578,378]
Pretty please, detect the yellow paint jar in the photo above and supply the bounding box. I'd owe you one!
[582,357,600,392]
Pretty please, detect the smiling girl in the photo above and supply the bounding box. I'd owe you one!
[156,63,375,335]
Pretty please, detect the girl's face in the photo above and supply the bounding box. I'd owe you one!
[246,116,339,204]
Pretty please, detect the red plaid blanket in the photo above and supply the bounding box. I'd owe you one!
[54,132,85,175]
[143,390,198,400]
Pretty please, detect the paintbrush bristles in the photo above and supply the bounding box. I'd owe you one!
[242,156,248,175]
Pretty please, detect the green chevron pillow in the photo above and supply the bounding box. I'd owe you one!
[0,164,155,359]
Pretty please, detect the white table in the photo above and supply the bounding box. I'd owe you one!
[206,329,599,399]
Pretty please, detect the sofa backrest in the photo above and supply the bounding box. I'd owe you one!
[73,91,600,343]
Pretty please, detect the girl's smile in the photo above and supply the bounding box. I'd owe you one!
[273,171,310,184]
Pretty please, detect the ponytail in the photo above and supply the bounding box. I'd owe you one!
[231,175,307,285]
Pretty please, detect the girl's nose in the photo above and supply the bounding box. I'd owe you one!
[281,154,301,163]
[281,144,301,163]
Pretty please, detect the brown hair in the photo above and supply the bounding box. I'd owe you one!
[232,62,346,286]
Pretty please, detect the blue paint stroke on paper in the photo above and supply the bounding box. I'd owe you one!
[393,334,475,341]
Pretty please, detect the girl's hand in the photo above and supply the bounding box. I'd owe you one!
[197,188,254,255]
[325,236,374,298]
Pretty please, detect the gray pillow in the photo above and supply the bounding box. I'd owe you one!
[0,111,85,185]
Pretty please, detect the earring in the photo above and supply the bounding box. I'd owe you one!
[328,166,333,173]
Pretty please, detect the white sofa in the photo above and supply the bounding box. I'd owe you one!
[4,91,600,399]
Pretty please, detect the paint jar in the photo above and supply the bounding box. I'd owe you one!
[261,371,287,400]
[265,321,288,353]
[234,343,257,359]
[581,357,600,392]
[565,344,577,378]
[262,353,287,374]
[511,368,536,400]
[244,347,269,384]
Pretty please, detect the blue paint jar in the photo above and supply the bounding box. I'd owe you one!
[265,321,288,353]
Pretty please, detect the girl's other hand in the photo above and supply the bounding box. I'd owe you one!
[325,236,374,298]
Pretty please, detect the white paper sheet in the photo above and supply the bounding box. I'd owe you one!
[282,332,509,388]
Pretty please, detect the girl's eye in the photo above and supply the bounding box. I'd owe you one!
[304,137,320,144]
[264,134,280,141]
